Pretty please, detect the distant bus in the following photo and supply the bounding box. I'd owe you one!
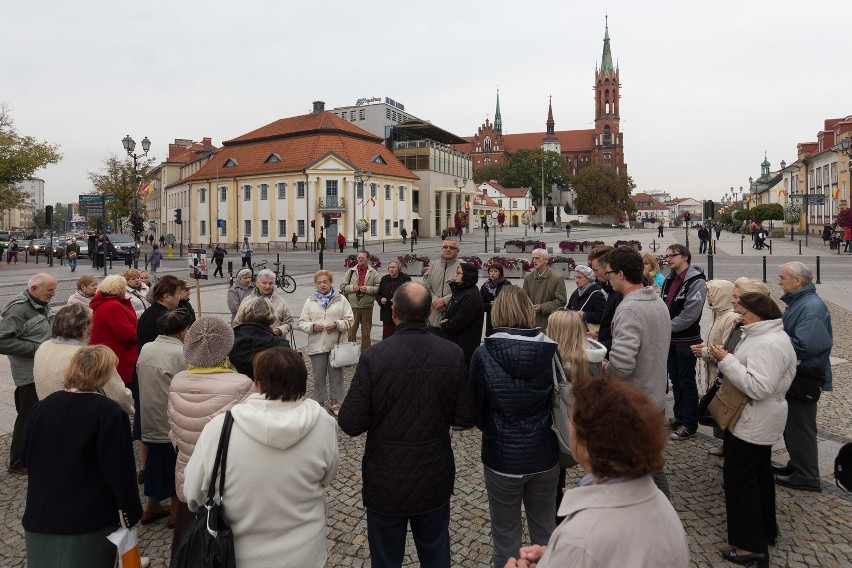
[0,229,25,242]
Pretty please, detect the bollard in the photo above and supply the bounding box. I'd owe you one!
[109,256,113,270]
[168,244,173,258]
[798,240,802,255]
[816,256,821,284]
[768,240,772,255]
[267,243,270,253]
[762,256,767,283]
[382,241,385,253]
[319,247,324,270]
[35,251,39,264]
[227,260,233,276]
[740,236,744,255]
[410,238,414,253]
[707,253,714,280]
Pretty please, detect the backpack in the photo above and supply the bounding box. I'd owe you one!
[835,442,852,491]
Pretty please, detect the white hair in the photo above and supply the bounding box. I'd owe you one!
[256,269,275,282]
[28,273,53,289]
[781,262,813,285]
[531,248,548,258]
[97,275,127,295]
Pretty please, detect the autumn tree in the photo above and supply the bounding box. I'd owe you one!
[0,103,62,212]
[472,162,508,185]
[572,165,635,217]
[499,149,571,207]
[88,155,153,239]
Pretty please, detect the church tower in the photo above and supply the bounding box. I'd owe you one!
[592,16,626,174]
[540,96,561,154]
[494,88,502,134]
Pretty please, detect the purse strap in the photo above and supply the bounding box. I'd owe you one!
[206,410,234,505]
[578,289,599,312]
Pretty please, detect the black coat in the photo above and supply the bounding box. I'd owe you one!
[441,280,484,366]
[596,282,623,354]
[136,302,169,352]
[470,328,559,475]
[565,282,606,325]
[229,322,290,378]
[375,272,412,322]
[480,278,512,336]
[338,322,473,515]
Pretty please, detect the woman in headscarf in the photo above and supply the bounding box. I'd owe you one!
[564,265,605,332]
[440,262,483,367]
[227,268,255,325]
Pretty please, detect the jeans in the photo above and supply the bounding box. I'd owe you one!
[309,352,344,403]
[213,261,223,277]
[366,503,450,568]
[667,344,699,431]
[483,464,559,568]
[241,256,251,269]
[68,257,77,271]
[349,307,373,352]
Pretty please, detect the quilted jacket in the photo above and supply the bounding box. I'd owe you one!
[470,328,559,475]
[338,322,473,515]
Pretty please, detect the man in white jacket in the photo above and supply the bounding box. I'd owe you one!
[602,248,672,497]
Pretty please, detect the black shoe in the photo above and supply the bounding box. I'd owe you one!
[775,474,821,492]
[670,425,696,440]
[771,463,793,476]
[665,417,682,429]
[721,549,768,567]
[7,465,28,475]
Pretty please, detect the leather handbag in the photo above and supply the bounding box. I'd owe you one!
[786,365,824,402]
[551,356,578,468]
[708,378,750,432]
[329,332,359,368]
[697,376,721,427]
[170,411,237,568]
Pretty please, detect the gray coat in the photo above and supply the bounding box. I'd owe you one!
[607,286,672,411]
[423,258,461,329]
[227,282,255,323]
[0,292,53,387]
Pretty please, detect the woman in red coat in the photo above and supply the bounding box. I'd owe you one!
[89,275,138,384]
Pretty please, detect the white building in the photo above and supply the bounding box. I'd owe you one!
[14,178,45,211]
[478,181,532,227]
[331,97,418,140]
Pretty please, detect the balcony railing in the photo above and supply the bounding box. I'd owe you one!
[318,196,345,209]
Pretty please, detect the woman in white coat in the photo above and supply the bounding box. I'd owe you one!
[184,347,339,568]
[297,270,354,416]
[709,292,796,567]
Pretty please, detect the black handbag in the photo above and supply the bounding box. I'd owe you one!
[170,411,237,568]
[786,365,825,402]
[697,376,721,427]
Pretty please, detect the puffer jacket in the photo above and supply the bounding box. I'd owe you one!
[470,328,559,475]
[781,283,833,391]
[338,322,473,515]
[717,319,796,445]
[297,290,355,356]
[440,264,484,366]
[229,322,290,378]
[0,292,53,387]
[168,370,253,502]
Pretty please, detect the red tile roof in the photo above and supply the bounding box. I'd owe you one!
[500,187,530,198]
[183,112,416,183]
[631,193,667,210]
[166,142,216,165]
[456,129,595,154]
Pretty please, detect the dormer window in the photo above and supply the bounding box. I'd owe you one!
[223,158,238,167]
[265,153,282,163]
[371,154,387,165]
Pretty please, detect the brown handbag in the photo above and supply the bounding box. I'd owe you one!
[708,378,750,431]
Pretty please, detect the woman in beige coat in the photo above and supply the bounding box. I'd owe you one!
[297,270,354,416]
[692,280,739,392]
[33,304,133,415]
[168,316,253,551]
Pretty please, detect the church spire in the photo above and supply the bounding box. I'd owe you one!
[494,88,502,134]
[600,15,614,72]
[546,95,555,135]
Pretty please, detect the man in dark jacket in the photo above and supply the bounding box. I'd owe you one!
[661,244,707,440]
[774,262,832,492]
[697,224,710,254]
[587,245,622,353]
[339,282,473,568]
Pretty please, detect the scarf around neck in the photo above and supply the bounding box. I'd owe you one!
[314,287,335,309]
[188,358,237,374]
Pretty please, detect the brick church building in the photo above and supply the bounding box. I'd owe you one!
[457,18,626,177]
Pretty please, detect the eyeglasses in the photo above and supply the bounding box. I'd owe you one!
[664,253,680,259]
[604,270,619,277]
[441,245,458,250]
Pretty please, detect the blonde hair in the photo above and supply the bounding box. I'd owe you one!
[234,296,276,326]
[546,311,589,383]
[97,275,127,296]
[64,345,118,391]
[491,286,535,329]
[122,268,141,281]
[641,252,660,274]
[76,274,97,291]
[313,269,334,284]
[734,277,770,297]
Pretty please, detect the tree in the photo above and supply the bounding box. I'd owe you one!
[750,203,784,223]
[472,162,508,185]
[0,103,62,194]
[88,154,153,238]
[500,149,571,207]
[572,165,635,217]
[718,211,733,227]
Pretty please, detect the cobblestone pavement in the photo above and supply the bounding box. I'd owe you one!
[1,227,850,567]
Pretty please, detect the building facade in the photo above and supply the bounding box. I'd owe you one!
[14,178,44,211]
[478,181,532,227]
[331,97,417,140]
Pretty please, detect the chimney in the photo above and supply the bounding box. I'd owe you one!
[202,137,212,147]
[312,101,325,114]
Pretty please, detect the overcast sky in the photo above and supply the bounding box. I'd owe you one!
[4,0,849,206]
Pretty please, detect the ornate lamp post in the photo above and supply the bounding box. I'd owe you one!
[122,134,151,268]
[453,178,467,239]
[354,168,372,250]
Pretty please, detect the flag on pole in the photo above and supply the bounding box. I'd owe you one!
[136,181,153,197]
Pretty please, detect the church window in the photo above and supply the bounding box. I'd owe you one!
[604,153,612,166]
[603,125,612,147]
[484,137,492,152]
[484,157,491,166]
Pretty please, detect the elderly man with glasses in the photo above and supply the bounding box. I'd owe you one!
[522,248,566,333]
[423,239,462,336]
[660,244,707,440]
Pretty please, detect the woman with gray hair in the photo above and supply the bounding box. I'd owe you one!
[242,268,295,337]
[227,268,255,324]
[229,296,291,378]
[88,275,138,385]
[33,303,133,415]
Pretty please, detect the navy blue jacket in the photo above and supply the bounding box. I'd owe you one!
[470,328,559,475]
[781,283,833,391]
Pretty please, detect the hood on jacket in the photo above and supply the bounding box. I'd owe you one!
[230,393,324,450]
[229,322,287,376]
[460,262,479,285]
[707,280,735,314]
[89,291,132,310]
[484,328,557,380]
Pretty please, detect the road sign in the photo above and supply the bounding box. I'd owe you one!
[78,202,104,217]
[491,211,499,219]
[79,194,118,202]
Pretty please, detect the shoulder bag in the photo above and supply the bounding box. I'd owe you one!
[707,377,750,432]
[551,356,578,468]
[786,365,824,402]
[170,411,237,568]
[329,331,359,368]
[578,290,601,333]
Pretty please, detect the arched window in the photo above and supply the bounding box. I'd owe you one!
[604,153,612,166]
[484,137,492,152]
[603,125,612,147]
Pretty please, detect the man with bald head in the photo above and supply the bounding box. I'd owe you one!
[0,273,56,475]
[339,282,473,567]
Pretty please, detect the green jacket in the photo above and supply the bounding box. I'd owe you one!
[0,292,53,386]
[341,265,380,309]
[522,267,567,332]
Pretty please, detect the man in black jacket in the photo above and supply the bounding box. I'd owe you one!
[339,282,473,568]
[587,245,622,354]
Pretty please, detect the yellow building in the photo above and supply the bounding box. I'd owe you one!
[171,102,418,248]
[0,203,34,233]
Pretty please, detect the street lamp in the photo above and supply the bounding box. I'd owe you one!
[122,134,151,269]
[354,167,372,250]
[453,178,468,239]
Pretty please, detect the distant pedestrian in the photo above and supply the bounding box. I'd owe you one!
[159,234,165,248]
[212,244,225,278]
[565,222,571,239]
[533,222,537,233]
[400,227,408,244]
[698,225,710,254]
[148,244,162,280]
[658,223,664,238]
[715,222,722,240]
[539,224,544,234]
[7,239,20,263]
[337,232,346,253]
[411,228,418,244]
[240,236,253,269]
[65,237,80,272]
[292,232,298,250]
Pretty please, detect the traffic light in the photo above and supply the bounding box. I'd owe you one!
[684,211,691,222]
[45,205,54,226]
[174,208,182,225]
[703,200,715,221]
[310,219,316,229]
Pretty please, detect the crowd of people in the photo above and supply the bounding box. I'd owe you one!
[0,232,835,567]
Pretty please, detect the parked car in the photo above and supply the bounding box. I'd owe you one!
[28,238,65,258]
[108,234,137,260]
